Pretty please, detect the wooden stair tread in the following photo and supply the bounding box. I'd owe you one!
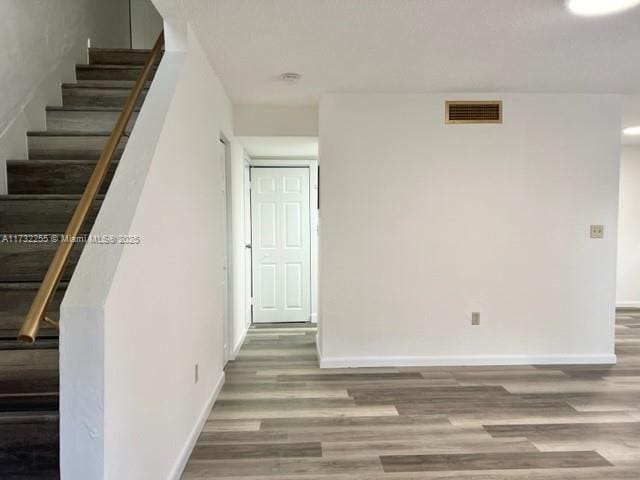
[89,47,151,53]
[69,80,152,88]
[0,194,104,201]
[77,63,145,70]
[0,339,59,351]
[0,228,85,282]
[0,282,69,291]
[7,159,113,165]
[0,412,59,424]
[46,105,141,112]
[7,159,118,195]
[27,130,128,137]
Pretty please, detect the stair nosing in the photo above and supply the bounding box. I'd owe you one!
[63,82,151,89]
[89,47,152,54]
[27,130,129,137]
[0,194,105,200]
[7,159,118,165]
[0,340,59,351]
[0,412,59,424]
[0,282,69,290]
[77,64,145,70]
[46,106,141,112]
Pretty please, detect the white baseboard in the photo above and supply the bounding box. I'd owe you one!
[230,325,249,360]
[315,333,322,363]
[617,301,640,309]
[319,354,617,368]
[168,372,225,480]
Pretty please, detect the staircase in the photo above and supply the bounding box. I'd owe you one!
[0,47,160,478]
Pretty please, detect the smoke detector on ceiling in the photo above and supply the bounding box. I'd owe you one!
[280,72,301,84]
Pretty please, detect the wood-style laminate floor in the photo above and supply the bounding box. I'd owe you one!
[183,311,640,479]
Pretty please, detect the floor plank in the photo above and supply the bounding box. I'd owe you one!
[182,311,640,479]
[380,451,611,472]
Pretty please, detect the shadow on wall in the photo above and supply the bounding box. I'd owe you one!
[130,0,164,49]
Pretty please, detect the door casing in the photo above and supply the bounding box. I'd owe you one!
[245,158,319,324]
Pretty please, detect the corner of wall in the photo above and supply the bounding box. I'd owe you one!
[163,19,188,52]
[59,305,105,480]
[230,326,249,360]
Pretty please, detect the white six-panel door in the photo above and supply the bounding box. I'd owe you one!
[251,167,311,323]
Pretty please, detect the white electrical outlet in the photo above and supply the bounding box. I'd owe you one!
[471,312,480,326]
[590,225,604,239]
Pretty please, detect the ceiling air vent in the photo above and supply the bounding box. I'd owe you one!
[445,101,502,124]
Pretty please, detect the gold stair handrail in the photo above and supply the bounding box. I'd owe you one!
[18,32,165,343]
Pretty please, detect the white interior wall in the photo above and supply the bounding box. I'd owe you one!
[61,25,247,479]
[234,105,318,137]
[319,93,621,367]
[617,146,640,307]
[0,0,130,194]
[131,0,164,49]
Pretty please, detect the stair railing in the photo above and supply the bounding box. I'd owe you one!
[18,32,165,343]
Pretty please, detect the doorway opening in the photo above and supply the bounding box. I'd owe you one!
[245,159,319,325]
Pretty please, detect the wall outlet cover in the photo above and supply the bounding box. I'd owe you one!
[471,312,481,325]
[590,225,604,239]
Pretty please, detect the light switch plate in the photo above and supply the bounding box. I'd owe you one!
[590,225,604,239]
[471,312,480,326]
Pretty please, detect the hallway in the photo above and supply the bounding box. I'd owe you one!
[183,314,640,479]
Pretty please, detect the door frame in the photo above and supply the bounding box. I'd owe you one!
[220,135,233,364]
[245,158,319,324]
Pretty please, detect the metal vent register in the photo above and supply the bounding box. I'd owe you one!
[446,101,502,124]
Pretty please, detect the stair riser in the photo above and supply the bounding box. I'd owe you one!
[0,392,58,412]
[46,109,137,134]
[0,349,58,369]
[62,87,148,108]
[0,372,59,395]
[77,65,145,81]
[75,80,152,89]
[27,135,126,160]
[0,421,58,476]
[0,242,83,282]
[89,49,152,65]
[7,162,116,195]
[0,289,64,334]
[0,199,101,234]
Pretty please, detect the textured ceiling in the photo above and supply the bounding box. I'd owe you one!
[153,0,640,106]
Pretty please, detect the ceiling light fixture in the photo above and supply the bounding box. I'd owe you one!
[280,72,301,84]
[623,126,640,136]
[566,0,640,16]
